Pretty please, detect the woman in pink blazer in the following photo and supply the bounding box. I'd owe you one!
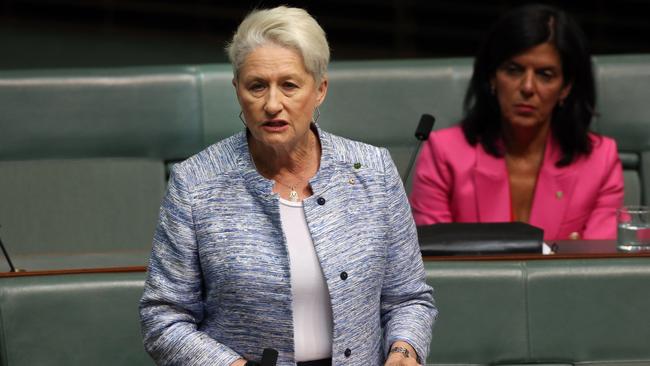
[410,4,624,241]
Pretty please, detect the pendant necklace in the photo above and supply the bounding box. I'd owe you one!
[249,153,302,202]
[275,179,301,202]
[288,188,299,202]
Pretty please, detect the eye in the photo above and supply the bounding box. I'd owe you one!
[501,63,523,76]
[283,81,299,90]
[537,69,556,82]
[248,82,265,92]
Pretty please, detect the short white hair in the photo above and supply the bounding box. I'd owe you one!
[226,6,330,83]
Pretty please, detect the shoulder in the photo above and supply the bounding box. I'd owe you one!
[321,130,391,173]
[426,125,474,156]
[587,133,619,162]
[564,133,620,172]
[430,125,466,141]
[170,132,246,185]
[589,132,618,152]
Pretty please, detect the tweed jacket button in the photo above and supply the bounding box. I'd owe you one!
[344,348,352,357]
[317,197,326,205]
[340,271,348,280]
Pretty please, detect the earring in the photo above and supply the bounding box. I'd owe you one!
[558,98,565,108]
[312,107,321,123]
[490,84,496,95]
[238,111,246,127]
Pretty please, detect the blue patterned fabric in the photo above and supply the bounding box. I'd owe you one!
[140,126,437,365]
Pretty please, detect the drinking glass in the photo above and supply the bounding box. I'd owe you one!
[617,206,650,252]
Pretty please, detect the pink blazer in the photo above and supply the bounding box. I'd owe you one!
[409,126,624,241]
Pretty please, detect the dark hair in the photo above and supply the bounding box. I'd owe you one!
[461,4,596,166]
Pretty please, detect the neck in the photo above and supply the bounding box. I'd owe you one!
[502,122,550,158]
[249,127,321,184]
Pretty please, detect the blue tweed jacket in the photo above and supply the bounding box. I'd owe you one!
[140,127,437,366]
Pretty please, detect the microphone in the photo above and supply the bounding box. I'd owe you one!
[0,226,20,272]
[245,348,278,366]
[402,113,435,183]
[260,348,278,366]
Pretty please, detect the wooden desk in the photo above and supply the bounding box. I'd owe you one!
[3,241,650,275]
[0,265,146,278]
[0,249,150,276]
[423,239,650,261]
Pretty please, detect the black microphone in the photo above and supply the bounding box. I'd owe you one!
[260,348,278,366]
[245,348,278,366]
[402,113,435,183]
[0,225,20,272]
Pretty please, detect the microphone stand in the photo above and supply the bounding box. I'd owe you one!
[403,140,425,184]
[0,226,18,272]
[402,114,436,183]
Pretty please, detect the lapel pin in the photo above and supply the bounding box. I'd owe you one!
[556,191,563,199]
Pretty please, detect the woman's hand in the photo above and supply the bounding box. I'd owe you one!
[384,352,421,366]
[230,359,247,366]
[384,341,421,366]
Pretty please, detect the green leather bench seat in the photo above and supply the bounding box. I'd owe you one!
[0,66,209,268]
[594,55,650,153]
[425,262,529,364]
[594,55,650,206]
[320,58,472,179]
[0,66,205,160]
[1,258,648,366]
[1,55,649,267]
[425,258,650,366]
[0,272,152,366]
[618,153,641,209]
[0,158,164,271]
[527,259,650,365]
[197,64,249,146]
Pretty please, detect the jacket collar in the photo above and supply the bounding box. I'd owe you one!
[473,142,510,222]
[528,136,578,240]
[233,123,337,201]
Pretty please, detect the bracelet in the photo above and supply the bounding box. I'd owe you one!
[389,346,410,358]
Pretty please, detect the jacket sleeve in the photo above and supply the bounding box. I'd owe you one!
[139,166,241,366]
[582,137,625,239]
[380,148,438,364]
[409,132,454,225]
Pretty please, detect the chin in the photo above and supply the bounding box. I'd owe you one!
[255,132,293,147]
[507,116,546,130]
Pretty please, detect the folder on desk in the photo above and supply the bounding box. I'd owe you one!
[417,222,544,255]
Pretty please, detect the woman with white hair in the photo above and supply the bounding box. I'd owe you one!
[140,6,436,366]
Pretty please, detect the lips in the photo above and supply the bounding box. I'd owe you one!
[262,119,288,126]
[261,119,289,132]
[514,104,536,114]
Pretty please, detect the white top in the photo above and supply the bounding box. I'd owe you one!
[279,197,333,361]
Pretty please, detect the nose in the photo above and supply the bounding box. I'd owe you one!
[264,86,283,116]
[520,70,535,97]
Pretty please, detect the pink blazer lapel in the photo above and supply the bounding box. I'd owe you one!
[529,138,578,240]
[473,145,511,222]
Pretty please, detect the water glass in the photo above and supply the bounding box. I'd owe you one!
[617,206,650,252]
